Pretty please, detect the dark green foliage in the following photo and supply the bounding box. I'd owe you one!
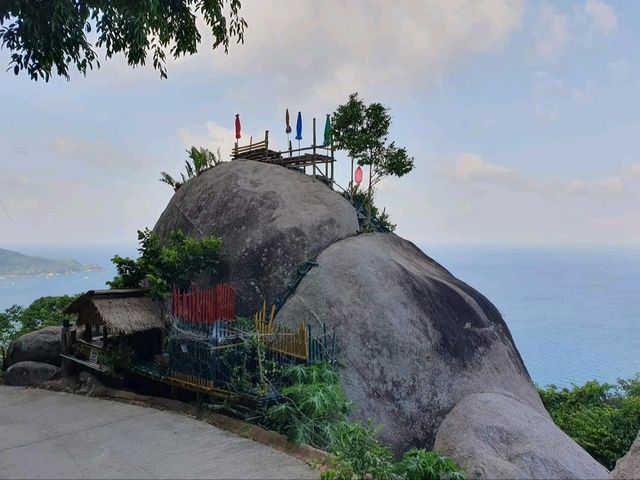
[108,228,222,297]
[266,363,350,448]
[538,375,640,469]
[322,421,397,480]
[322,422,465,480]
[0,294,76,362]
[0,1,246,81]
[397,449,466,480]
[160,147,224,191]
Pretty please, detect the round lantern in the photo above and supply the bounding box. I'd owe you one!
[354,165,363,185]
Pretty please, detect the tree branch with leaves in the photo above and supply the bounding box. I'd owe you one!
[332,93,414,228]
[0,0,246,81]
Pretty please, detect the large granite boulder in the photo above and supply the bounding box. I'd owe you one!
[275,233,542,452]
[613,429,640,479]
[154,160,359,315]
[5,326,62,367]
[5,361,60,386]
[434,392,610,479]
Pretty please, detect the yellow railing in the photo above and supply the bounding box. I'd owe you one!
[253,302,309,361]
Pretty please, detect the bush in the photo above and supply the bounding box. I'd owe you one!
[322,421,465,480]
[397,449,466,480]
[108,228,222,298]
[266,363,350,447]
[538,374,640,469]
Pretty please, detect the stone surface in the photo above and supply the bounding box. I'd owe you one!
[434,392,610,479]
[154,160,359,315]
[277,233,543,453]
[4,361,60,386]
[5,326,62,367]
[0,386,318,479]
[613,429,640,479]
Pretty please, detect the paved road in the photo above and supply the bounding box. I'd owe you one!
[0,386,319,479]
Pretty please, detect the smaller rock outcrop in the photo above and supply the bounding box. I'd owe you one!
[613,430,640,479]
[434,392,610,479]
[5,361,60,386]
[5,326,62,367]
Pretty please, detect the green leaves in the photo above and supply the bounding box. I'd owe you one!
[107,228,222,298]
[266,363,350,448]
[160,147,223,191]
[1,1,247,81]
[538,374,640,469]
[332,92,414,185]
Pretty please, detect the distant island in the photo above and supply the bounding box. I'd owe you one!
[0,248,101,276]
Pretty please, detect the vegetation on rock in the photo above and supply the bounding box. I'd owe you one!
[332,92,414,228]
[0,0,246,81]
[539,374,640,469]
[160,146,225,191]
[108,228,222,297]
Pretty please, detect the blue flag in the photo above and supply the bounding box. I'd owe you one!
[295,111,303,141]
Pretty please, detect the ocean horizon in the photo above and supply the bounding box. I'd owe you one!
[1,242,638,388]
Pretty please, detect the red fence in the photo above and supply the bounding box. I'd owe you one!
[172,284,236,324]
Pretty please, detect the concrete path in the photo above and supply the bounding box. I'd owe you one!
[0,386,319,479]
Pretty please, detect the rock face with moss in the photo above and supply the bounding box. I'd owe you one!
[154,158,609,479]
[153,160,359,315]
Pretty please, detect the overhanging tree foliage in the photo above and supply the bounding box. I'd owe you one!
[332,93,414,227]
[0,0,246,81]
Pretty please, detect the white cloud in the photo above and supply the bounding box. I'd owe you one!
[446,153,638,198]
[203,0,524,102]
[447,153,515,182]
[585,0,617,35]
[532,6,569,61]
[177,122,237,152]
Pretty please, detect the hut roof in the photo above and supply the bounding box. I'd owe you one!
[63,289,164,335]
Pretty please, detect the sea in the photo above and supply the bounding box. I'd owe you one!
[0,243,638,388]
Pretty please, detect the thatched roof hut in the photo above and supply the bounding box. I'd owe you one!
[64,289,164,335]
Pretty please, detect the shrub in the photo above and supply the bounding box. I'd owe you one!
[322,420,396,480]
[397,449,466,480]
[108,228,222,298]
[538,374,640,469]
[266,363,350,447]
[322,422,465,480]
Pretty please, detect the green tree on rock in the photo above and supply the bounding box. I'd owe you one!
[0,1,246,81]
[332,93,414,227]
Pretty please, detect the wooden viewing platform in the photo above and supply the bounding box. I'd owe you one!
[232,117,335,186]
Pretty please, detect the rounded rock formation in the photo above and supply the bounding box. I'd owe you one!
[274,233,542,453]
[5,361,60,386]
[154,160,359,314]
[5,326,62,367]
[434,392,610,479]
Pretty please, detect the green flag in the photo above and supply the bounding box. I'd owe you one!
[323,114,332,146]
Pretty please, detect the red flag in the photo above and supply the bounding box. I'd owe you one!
[235,114,241,140]
[285,108,292,134]
[354,165,363,185]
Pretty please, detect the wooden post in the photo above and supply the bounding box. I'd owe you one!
[265,130,269,151]
[312,118,316,181]
[102,326,108,349]
[60,318,70,378]
[330,137,335,188]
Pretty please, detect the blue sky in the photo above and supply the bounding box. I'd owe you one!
[1,0,639,246]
